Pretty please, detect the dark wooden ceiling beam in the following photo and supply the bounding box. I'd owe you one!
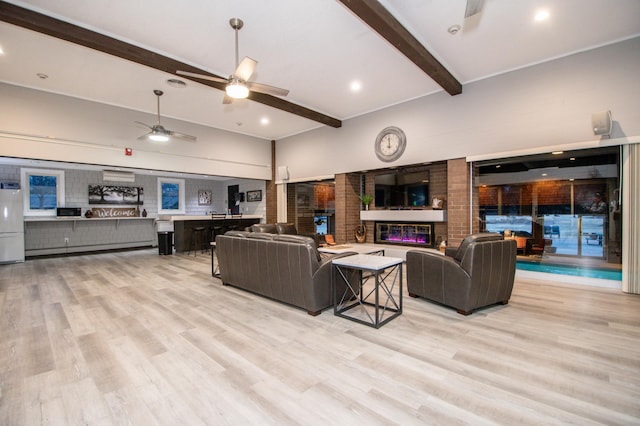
[0,2,342,128]
[338,0,462,96]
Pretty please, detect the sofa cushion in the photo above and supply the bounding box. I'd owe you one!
[250,223,278,234]
[273,234,320,261]
[224,230,251,238]
[247,232,276,240]
[275,223,298,235]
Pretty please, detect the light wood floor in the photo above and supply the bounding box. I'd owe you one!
[1,248,639,425]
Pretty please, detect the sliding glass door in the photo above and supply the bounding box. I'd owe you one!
[475,146,620,268]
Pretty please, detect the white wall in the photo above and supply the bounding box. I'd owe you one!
[0,84,272,180]
[276,37,640,181]
[221,179,267,217]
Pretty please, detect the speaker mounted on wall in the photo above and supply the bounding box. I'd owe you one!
[277,166,289,181]
[592,110,612,136]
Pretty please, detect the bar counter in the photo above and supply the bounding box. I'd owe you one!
[169,215,262,252]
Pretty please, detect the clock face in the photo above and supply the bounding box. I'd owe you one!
[374,126,406,162]
[379,133,400,156]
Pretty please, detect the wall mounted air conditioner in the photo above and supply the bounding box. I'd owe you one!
[103,170,135,182]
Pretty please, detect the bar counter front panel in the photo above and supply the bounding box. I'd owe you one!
[172,216,261,252]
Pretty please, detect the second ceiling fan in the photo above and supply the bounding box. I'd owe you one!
[464,0,485,18]
[177,18,289,104]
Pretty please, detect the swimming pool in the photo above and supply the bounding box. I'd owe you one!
[516,260,622,281]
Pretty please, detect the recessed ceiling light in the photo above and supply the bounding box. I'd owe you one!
[260,117,269,125]
[570,157,576,161]
[569,178,574,181]
[166,78,187,88]
[36,73,48,79]
[552,151,563,155]
[535,10,550,22]
[496,165,501,168]
[541,173,548,176]
[350,81,362,92]
[448,25,461,35]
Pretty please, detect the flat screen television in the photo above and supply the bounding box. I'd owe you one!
[374,170,430,208]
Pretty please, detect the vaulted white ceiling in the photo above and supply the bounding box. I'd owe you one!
[1,0,639,140]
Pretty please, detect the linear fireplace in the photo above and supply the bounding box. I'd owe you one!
[375,222,434,247]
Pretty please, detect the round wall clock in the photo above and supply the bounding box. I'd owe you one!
[374,126,406,162]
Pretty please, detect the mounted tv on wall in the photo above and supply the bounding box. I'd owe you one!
[374,170,430,208]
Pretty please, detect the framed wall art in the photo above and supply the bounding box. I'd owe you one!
[89,185,143,205]
[198,189,212,205]
[246,190,262,202]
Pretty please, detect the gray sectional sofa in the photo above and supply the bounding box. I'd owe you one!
[216,231,355,315]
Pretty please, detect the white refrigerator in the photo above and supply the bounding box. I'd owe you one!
[0,189,25,264]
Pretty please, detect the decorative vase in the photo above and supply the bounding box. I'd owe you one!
[355,224,367,243]
[142,209,147,217]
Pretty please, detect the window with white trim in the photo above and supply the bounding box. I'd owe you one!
[20,168,65,216]
[157,177,185,214]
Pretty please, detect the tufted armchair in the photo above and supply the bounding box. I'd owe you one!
[407,233,517,315]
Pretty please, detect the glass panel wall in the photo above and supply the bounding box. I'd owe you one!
[287,180,335,236]
[476,146,621,274]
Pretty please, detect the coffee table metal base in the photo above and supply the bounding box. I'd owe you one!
[210,242,220,278]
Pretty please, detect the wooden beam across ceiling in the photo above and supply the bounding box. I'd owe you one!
[338,0,462,96]
[0,2,342,128]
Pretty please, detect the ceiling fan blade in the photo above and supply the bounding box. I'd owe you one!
[246,81,289,97]
[464,0,484,18]
[233,56,257,82]
[222,94,234,104]
[176,70,229,84]
[134,121,153,130]
[168,131,197,142]
[137,132,152,140]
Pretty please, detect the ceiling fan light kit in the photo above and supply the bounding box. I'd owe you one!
[135,90,197,142]
[226,79,250,99]
[148,132,169,142]
[176,17,289,104]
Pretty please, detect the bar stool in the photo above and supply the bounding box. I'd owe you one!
[210,213,227,247]
[226,213,244,232]
[188,226,208,257]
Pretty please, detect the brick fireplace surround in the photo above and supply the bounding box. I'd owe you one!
[267,157,478,249]
[337,157,478,248]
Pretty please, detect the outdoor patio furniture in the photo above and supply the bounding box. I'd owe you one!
[584,233,603,246]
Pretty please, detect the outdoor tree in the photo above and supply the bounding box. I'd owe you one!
[29,175,57,209]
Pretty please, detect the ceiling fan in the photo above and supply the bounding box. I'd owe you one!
[136,90,196,142]
[177,18,289,104]
[464,0,485,18]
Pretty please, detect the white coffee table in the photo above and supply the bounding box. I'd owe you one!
[332,254,403,328]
